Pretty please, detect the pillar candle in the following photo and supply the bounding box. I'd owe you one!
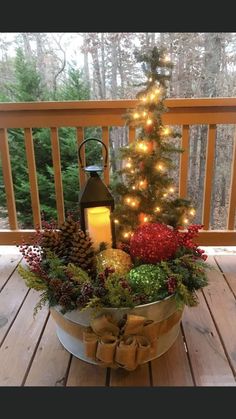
[86,206,112,251]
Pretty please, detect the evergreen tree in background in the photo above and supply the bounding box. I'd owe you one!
[112,47,196,243]
[0,50,95,226]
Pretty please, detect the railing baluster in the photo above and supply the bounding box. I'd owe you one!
[24,128,41,229]
[129,126,136,143]
[77,127,86,190]
[50,127,65,225]
[227,128,236,230]
[202,124,216,230]
[0,128,18,229]
[179,125,190,198]
[102,127,109,185]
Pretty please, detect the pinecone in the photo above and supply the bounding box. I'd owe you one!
[49,278,63,299]
[69,230,97,278]
[40,229,63,256]
[59,216,80,242]
[40,215,97,278]
[58,294,73,309]
[60,281,75,296]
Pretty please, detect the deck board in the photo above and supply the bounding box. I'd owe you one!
[214,255,236,296]
[24,316,71,387]
[0,289,48,386]
[0,267,29,346]
[182,290,235,386]
[110,364,150,387]
[66,357,107,386]
[201,256,236,377]
[151,332,194,386]
[0,250,236,386]
[0,253,21,290]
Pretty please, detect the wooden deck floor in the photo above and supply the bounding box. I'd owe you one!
[0,250,236,387]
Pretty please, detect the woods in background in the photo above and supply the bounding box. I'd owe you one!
[0,32,235,229]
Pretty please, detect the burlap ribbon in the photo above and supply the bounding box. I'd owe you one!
[83,311,182,370]
[51,308,183,371]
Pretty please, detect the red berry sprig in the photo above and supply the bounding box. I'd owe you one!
[167,277,177,294]
[177,224,208,261]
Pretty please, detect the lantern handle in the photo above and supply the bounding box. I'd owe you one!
[78,138,108,169]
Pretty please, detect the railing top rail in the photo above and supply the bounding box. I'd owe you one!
[0,97,236,112]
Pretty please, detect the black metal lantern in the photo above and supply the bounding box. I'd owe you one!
[78,138,116,250]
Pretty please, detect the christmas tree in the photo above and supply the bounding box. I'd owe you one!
[112,47,195,244]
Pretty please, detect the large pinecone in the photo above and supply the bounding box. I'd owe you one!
[59,215,80,241]
[40,229,63,257]
[69,230,97,278]
[40,215,97,278]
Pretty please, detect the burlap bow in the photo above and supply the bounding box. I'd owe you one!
[83,311,182,371]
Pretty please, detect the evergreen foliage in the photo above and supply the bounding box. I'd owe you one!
[0,49,101,225]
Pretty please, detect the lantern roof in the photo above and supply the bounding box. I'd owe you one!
[79,172,114,207]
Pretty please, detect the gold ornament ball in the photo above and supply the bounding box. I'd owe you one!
[96,248,133,276]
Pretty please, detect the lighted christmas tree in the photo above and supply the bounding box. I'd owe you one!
[112,47,196,244]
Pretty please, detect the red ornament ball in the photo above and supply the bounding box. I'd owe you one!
[130,223,178,263]
[145,125,153,134]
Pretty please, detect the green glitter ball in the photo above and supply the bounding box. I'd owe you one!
[128,264,167,300]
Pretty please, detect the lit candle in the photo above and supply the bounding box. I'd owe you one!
[86,206,112,251]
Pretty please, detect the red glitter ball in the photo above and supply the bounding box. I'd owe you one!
[130,223,178,263]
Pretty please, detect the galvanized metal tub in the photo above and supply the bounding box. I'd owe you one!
[51,294,183,365]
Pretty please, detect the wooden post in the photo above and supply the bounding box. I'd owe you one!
[24,128,41,229]
[0,128,18,229]
[179,125,190,198]
[227,128,236,229]
[202,125,216,230]
[50,127,65,225]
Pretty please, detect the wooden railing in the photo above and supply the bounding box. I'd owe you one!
[0,98,236,246]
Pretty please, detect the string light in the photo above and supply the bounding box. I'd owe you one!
[126,196,139,208]
[114,219,119,224]
[183,218,189,224]
[132,185,136,190]
[155,88,160,94]
[163,193,168,198]
[133,112,139,119]
[139,213,150,224]
[156,163,164,171]
[162,127,171,136]
[155,206,161,212]
[141,96,147,102]
[146,118,153,125]
[189,209,196,216]
[149,77,152,82]
[163,55,170,63]
[139,179,147,189]
[143,111,147,117]
[123,232,130,238]
[169,187,175,193]
[131,170,135,174]
[126,162,132,169]
[150,93,155,100]
[137,142,148,152]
